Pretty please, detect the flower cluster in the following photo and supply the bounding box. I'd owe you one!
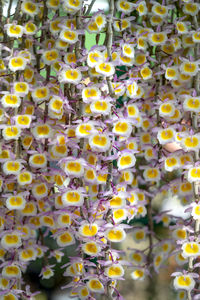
[0,0,200,299]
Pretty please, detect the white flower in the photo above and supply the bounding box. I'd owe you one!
[89,134,110,152]
[9,56,27,71]
[182,242,200,258]
[6,194,26,210]
[1,232,22,249]
[131,268,145,280]
[13,82,29,96]
[58,67,82,84]
[188,167,200,183]
[105,264,124,279]
[180,61,199,76]
[59,29,78,44]
[64,158,84,177]
[183,96,200,113]
[6,24,24,38]
[21,1,39,16]
[174,273,195,291]
[157,128,175,145]
[113,120,132,137]
[1,94,21,108]
[82,241,101,256]
[116,0,134,14]
[32,86,50,102]
[82,86,101,103]
[117,153,136,170]
[122,43,135,58]
[32,183,48,199]
[75,122,95,138]
[2,160,22,175]
[87,278,104,294]
[143,168,160,182]
[95,62,115,77]
[2,264,21,278]
[191,203,200,220]
[105,227,126,242]
[56,231,75,247]
[62,189,84,206]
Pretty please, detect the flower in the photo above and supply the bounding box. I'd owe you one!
[79,222,98,237]
[6,24,24,38]
[149,32,167,45]
[116,0,134,14]
[56,231,75,247]
[164,156,180,172]
[105,264,124,279]
[15,115,32,128]
[122,44,135,58]
[6,195,26,210]
[57,213,71,227]
[165,67,179,80]
[58,67,82,84]
[32,183,48,199]
[87,278,104,294]
[183,2,199,16]
[180,61,198,76]
[32,124,53,139]
[105,227,126,242]
[64,159,84,177]
[117,153,136,170]
[136,1,147,16]
[131,268,145,280]
[113,120,132,137]
[32,86,50,102]
[159,102,175,118]
[1,232,22,249]
[133,228,146,243]
[113,19,130,32]
[181,135,200,152]
[191,204,200,220]
[174,273,195,291]
[13,82,29,95]
[78,286,89,299]
[21,201,37,216]
[29,153,47,169]
[64,0,82,11]
[2,264,21,278]
[21,1,39,16]
[182,242,200,258]
[157,128,175,144]
[82,86,101,102]
[62,189,84,206]
[9,56,27,71]
[89,134,110,152]
[126,81,138,98]
[75,123,95,138]
[19,247,37,262]
[113,208,127,223]
[1,94,21,108]
[183,96,200,113]
[90,100,111,115]
[176,22,188,34]
[2,160,22,175]
[24,22,37,35]
[82,241,101,256]
[59,29,78,44]
[95,62,115,77]
[94,13,107,30]
[140,66,152,80]
[42,49,59,65]
[152,3,168,17]
[188,167,200,183]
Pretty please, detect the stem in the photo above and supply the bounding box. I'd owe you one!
[85,0,96,15]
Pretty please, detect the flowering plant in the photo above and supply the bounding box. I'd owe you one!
[0,0,199,299]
